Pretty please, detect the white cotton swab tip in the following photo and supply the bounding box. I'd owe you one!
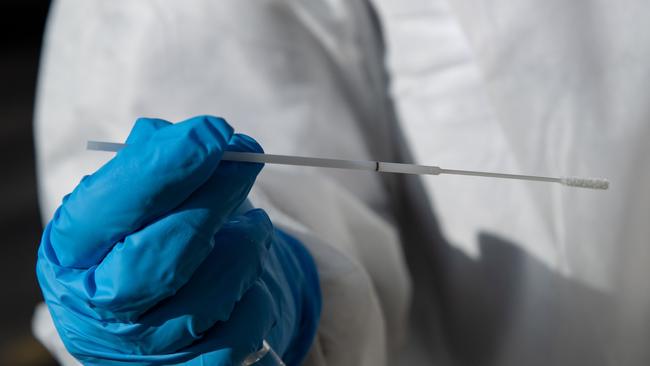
[560,177,609,190]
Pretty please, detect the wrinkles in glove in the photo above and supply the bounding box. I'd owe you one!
[36,116,321,366]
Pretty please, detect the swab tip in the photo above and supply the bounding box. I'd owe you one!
[560,177,609,190]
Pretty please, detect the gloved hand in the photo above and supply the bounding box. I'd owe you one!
[36,116,321,365]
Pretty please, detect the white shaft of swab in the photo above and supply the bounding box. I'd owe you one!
[86,141,609,190]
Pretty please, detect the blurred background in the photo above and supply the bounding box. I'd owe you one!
[0,1,57,365]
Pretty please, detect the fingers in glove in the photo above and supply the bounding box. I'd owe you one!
[88,135,265,319]
[124,117,173,144]
[182,280,276,366]
[106,209,275,352]
[50,115,233,268]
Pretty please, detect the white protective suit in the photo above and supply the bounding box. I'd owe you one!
[33,0,650,365]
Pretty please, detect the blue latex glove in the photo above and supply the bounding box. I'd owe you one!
[36,116,321,365]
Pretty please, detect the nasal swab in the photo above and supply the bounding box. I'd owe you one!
[87,141,609,190]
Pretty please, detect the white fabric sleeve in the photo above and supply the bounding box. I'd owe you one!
[250,169,412,365]
[35,0,390,223]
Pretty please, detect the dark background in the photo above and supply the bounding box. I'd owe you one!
[0,1,58,365]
